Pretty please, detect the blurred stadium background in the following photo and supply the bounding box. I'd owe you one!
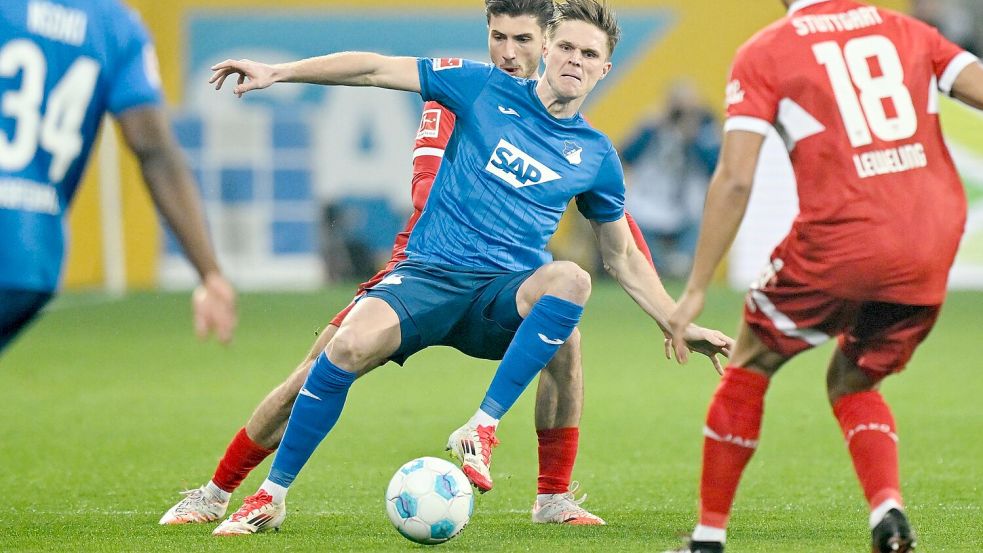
[62,0,983,295]
[6,2,983,551]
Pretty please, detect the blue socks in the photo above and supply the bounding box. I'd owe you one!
[479,295,583,419]
[267,352,356,489]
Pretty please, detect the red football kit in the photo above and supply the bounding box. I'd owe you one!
[724,0,978,375]
[331,101,654,327]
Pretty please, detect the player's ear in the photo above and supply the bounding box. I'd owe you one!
[599,61,612,80]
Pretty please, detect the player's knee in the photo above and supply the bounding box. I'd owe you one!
[325,328,377,372]
[547,261,592,303]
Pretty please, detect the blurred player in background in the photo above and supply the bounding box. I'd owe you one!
[0,0,236,354]
[161,0,659,529]
[667,0,983,552]
[202,0,731,536]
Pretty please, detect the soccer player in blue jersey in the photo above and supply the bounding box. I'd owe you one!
[0,0,236,355]
[208,0,732,535]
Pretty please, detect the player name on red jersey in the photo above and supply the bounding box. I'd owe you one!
[852,142,928,179]
[791,6,882,36]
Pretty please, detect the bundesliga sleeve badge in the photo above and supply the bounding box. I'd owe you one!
[433,58,463,71]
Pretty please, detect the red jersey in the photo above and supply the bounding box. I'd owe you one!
[726,0,978,305]
[354,102,655,294]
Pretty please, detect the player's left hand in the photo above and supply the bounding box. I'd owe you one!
[192,272,238,344]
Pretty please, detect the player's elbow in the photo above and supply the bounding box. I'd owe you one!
[713,167,754,199]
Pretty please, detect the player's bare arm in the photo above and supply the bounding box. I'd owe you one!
[591,217,733,373]
[118,106,237,344]
[951,60,983,110]
[210,53,421,97]
[668,130,764,365]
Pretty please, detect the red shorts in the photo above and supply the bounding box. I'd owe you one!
[744,260,940,381]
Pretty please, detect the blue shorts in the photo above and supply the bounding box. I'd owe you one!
[362,260,535,365]
[0,289,54,354]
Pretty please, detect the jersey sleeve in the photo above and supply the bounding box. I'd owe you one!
[416,58,496,116]
[576,145,626,223]
[410,102,455,211]
[927,26,980,95]
[107,8,162,114]
[723,42,779,136]
[624,211,655,267]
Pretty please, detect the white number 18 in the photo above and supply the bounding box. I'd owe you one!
[813,35,917,148]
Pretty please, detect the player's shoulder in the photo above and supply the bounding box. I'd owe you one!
[575,122,617,160]
[735,15,789,63]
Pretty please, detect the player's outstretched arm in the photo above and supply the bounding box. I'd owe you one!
[592,218,733,373]
[117,106,238,344]
[951,60,983,110]
[210,53,421,98]
[668,130,764,365]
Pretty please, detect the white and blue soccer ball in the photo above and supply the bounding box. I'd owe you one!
[385,456,474,545]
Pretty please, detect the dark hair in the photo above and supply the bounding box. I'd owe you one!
[547,0,620,56]
[485,0,555,29]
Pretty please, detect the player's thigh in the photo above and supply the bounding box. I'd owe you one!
[450,268,537,360]
[326,297,401,374]
[836,302,940,384]
[742,264,857,373]
[361,261,477,365]
[0,289,53,353]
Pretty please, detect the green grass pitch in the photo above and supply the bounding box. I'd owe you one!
[2,281,980,551]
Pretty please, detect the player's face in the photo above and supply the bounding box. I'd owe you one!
[487,14,544,79]
[542,21,612,102]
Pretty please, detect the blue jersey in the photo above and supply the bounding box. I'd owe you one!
[0,0,161,291]
[407,58,625,272]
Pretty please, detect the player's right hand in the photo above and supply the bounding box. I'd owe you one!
[192,272,238,344]
[210,59,277,98]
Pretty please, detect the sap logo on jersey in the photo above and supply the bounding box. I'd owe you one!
[485,139,561,189]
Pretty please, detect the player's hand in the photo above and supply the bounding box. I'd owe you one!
[209,59,277,98]
[192,272,238,344]
[668,290,733,374]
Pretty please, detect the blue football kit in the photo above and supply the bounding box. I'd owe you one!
[268,58,628,490]
[0,0,161,351]
[364,58,626,363]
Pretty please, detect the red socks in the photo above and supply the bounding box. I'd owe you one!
[699,367,770,529]
[211,427,276,493]
[833,391,902,509]
[537,427,579,494]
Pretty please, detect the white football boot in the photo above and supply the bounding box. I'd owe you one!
[212,490,286,536]
[531,482,606,525]
[445,423,499,493]
[158,486,229,525]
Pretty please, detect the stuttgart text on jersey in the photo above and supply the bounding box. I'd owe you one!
[791,6,882,36]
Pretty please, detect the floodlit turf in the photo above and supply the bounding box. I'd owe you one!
[2,281,981,552]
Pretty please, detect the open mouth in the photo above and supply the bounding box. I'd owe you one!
[501,66,520,75]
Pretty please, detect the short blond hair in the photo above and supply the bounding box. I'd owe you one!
[547,0,621,56]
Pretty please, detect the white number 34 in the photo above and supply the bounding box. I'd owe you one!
[0,39,100,183]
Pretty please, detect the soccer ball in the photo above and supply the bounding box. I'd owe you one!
[385,456,474,545]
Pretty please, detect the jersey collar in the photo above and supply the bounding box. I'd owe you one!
[787,0,833,16]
